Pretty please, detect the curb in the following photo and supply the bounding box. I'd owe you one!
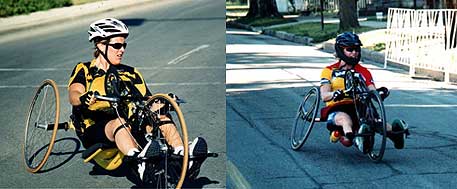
[0,0,155,37]
[226,21,313,45]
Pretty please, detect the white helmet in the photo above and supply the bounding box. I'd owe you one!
[88,18,129,42]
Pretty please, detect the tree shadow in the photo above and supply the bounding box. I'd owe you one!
[120,17,225,27]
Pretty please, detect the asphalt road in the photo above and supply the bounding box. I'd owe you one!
[226,28,457,188]
[0,0,225,188]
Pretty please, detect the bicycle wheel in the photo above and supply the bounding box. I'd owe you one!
[345,70,369,121]
[23,79,60,173]
[144,94,189,189]
[365,91,387,162]
[290,87,320,150]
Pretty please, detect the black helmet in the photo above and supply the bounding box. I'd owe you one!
[335,32,363,66]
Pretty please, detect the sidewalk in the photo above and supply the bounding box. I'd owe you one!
[227,17,457,84]
[0,0,156,36]
[263,16,387,30]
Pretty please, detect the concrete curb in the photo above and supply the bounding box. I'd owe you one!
[226,21,313,45]
[0,0,156,36]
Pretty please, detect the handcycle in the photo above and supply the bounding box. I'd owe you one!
[22,73,216,188]
[290,70,392,162]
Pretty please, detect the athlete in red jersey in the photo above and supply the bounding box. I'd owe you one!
[320,32,407,153]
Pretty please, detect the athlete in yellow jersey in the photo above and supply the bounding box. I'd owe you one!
[68,18,207,180]
[319,32,407,153]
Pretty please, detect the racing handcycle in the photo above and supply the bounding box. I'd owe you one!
[22,72,215,188]
[290,69,400,162]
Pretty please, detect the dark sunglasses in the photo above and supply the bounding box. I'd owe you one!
[343,46,360,52]
[108,43,127,50]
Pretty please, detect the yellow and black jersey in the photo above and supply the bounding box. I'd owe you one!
[320,61,374,107]
[68,59,151,128]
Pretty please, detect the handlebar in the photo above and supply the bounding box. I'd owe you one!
[94,95,120,102]
[94,94,186,104]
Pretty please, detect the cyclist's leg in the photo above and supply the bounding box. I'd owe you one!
[333,112,354,135]
[327,111,354,147]
[104,118,139,155]
[157,115,184,148]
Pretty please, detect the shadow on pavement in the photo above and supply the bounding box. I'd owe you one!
[121,17,225,27]
[38,137,83,173]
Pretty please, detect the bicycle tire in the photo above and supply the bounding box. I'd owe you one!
[23,79,60,173]
[290,87,320,150]
[145,94,189,189]
[366,91,387,162]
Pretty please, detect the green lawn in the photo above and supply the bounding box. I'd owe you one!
[235,17,298,27]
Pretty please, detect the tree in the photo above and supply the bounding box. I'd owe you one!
[338,0,360,31]
[246,0,282,18]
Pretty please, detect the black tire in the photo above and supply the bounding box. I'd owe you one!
[345,71,387,162]
[365,91,387,162]
[23,79,60,173]
[290,87,320,150]
[144,94,189,189]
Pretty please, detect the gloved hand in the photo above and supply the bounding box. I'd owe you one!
[168,93,180,106]
[332,90,345,101]
[376,87,389,101]
[79,91,98,108]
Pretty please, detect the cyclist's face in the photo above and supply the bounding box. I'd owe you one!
[343,46,360,58]
[100,37,126,65]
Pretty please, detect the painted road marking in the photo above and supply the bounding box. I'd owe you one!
[167,44,210,65]
[0,66,223,72]
[0,82,223,89]
[227,160,252,189]
[384,104,457,108]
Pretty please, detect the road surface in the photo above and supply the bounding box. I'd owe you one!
[0,0,225,188]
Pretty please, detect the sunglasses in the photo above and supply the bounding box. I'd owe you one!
[343,46,360,52]
[108,43,127,50]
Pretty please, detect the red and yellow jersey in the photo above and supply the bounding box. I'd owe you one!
[320,61,374,107]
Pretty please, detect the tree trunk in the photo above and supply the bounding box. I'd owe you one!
[338,0,360,32]
[246,0,282,18]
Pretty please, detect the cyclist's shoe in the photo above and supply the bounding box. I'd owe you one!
[188,137,208,180]
[388,119,407,149]
[190,137,208,157]
[355,124,372,154]
[330,130,341,143]
[138,140,161,159]
[171,137,208,180]
[136,140,161,181]
[339,132,354,147]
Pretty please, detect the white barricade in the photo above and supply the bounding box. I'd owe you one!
[385,8,457,82]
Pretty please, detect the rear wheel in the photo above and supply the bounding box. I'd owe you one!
[290,87,320,150]
[23,79,60,173]
[144,94,189,189]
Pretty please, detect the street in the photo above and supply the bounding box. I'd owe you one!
[226,28,457,188]
[0,0,225,188]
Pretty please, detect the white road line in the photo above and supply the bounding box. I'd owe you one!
[227,160,252,189]
[167,44,210,65]
[0,66,224,72]
[385,104,457,108]
[0,82,223,89]
[0,68,72,71]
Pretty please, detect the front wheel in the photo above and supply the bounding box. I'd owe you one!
[290,87,320,150]
[23,79,60,173]
[365,91,387,162]
[144,94,189,189]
